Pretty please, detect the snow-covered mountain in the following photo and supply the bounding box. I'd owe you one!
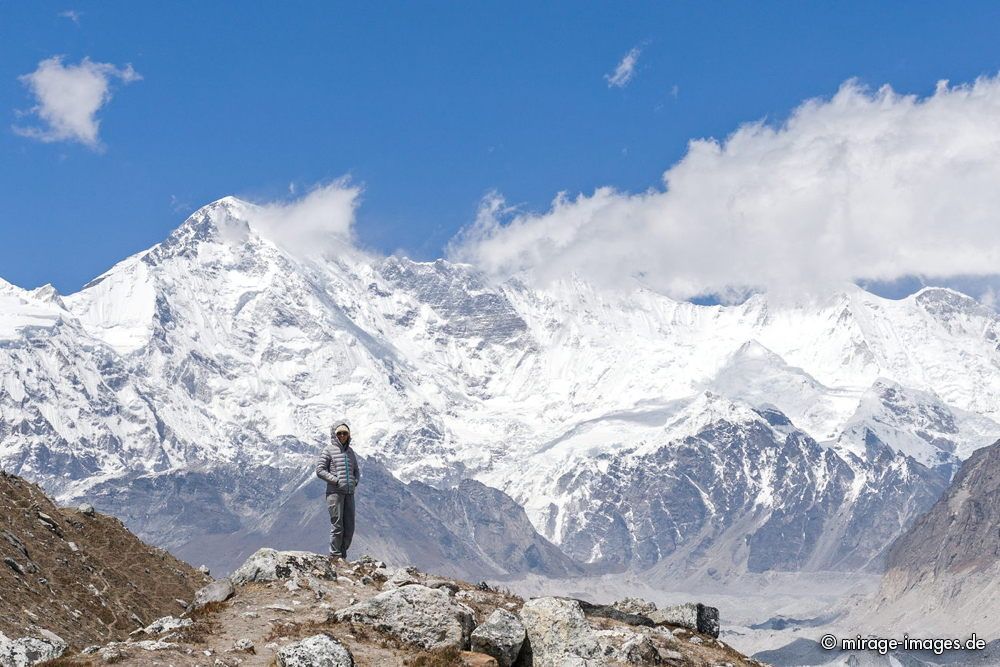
[2,197,999,578]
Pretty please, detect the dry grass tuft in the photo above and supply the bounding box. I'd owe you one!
[404,645,464,666]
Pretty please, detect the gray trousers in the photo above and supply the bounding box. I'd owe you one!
[327,492,355,558]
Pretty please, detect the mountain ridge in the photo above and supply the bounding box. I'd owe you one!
[2,198,999,582]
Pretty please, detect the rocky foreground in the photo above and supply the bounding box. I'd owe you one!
[1,471,763,666]
[6,547,765,666]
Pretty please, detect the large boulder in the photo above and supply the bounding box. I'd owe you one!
[649,603,720,638]
[230,549,337,586]
[333,584,475,651]
[470,608,526,667]
[276,634,354,666]
[0,630,67,667]
[187,577,235,612]
[518,597,602,667]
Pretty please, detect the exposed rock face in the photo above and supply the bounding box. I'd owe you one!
[333,584,477,650]
[886,439,1000,574]
[0,471,207,649]
[517,398,951,576]
[470,609,526,667]
[276,634,354,667]
[860,438,1000,636]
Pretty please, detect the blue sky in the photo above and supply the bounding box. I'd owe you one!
[4,2,1000,295]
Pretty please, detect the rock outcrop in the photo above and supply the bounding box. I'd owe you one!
[35,548,762,666]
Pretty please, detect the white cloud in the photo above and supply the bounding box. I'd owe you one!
[58,10,81,23]
[14,56,141,149]
[606,47,641,88]
[448,76,1000,301]
[250,179,362,257]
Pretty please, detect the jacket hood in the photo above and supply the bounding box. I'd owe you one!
[330,419,352,447]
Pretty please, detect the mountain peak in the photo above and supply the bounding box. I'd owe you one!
[155,196,257,257]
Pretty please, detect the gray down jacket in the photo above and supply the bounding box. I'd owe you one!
[316,421,360,495]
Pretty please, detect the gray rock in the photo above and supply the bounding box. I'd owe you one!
[595,628,663,665]
[0,630,67,667]
[188,577,235,612]
[140,615,193,635]
[334,584,475,650]
[649,602,720,638]
[574,598,653,627]
[426,579,460,595]
[198,564,211,575]
[231,638,255,653]
[131,639,179,651]
[660,648,684,662]
[230,548,336,586]
[470,608,525,667]
[98,642,129,663]
[1,530,29,559]
[518,597,602,667]
[612,597,658,617]
[78,503,96,516]
[3,557,24,576]
[381,565,423,590]
[276,634,353,666]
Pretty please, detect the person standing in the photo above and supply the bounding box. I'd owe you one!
[316,419,360,563]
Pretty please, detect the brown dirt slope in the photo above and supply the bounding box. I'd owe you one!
[0,470,209,649]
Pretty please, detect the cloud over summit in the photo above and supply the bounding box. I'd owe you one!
[249,179,363,258]
[449,76,1000,300]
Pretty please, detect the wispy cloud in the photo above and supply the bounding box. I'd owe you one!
[605,47,641,88]
[13,56,141,150]
[57,9,81,24]
[449,77,1000,301]
[249,179,363,258]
